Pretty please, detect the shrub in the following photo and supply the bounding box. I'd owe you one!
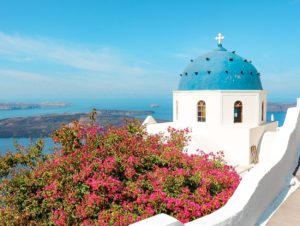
[0,120,241,225]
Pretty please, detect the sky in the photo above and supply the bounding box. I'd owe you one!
[0,0,300,101]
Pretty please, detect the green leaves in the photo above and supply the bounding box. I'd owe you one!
[0,139,46,177]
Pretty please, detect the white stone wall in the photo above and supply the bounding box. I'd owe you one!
[249,122,278,161]
[173,90,267,127]
[146,121,276,166]
[173,91,221,125]
[130,214,184,226]
[186,106,300,226]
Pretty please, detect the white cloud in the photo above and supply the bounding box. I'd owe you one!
[0,69,49,81]
[0,32,184,98]
[0,32,145,76]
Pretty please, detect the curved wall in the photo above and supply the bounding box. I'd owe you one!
[186,106,300,226]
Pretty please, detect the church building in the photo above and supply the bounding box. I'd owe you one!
[144,34,277,166]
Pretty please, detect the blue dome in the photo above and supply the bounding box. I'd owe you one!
[178,45,263,90]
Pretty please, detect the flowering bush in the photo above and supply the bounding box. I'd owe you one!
[0,120,240,225]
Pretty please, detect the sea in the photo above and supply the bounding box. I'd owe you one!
[0,98,288,155]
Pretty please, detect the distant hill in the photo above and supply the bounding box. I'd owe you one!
[267,102,296,112]
[0,110,154,138]
[0,102,70,110]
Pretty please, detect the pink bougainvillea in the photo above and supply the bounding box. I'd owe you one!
[0,120,241,225]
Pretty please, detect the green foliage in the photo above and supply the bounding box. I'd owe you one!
[0,139,46,177]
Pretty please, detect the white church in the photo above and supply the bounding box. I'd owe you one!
[136,34,300,226]
[144,33,277,166]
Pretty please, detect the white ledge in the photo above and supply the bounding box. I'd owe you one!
[130,213,184,226]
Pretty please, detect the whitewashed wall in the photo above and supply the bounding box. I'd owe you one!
[130,214,184,226]
[185,106,300,226]
[221,91,266,126]
[146,121,276,166]
[249,122,278,159]
[173,90,266,126]
[173,91,221,125]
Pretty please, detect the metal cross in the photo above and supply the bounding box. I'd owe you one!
[215,33,224,45]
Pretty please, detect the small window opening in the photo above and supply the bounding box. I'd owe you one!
[251,145,259,164]
[234,101,243,123]
[206,57,210,61]
[194,72,198,75]
[207,70,211,74]
[229,58,233,61]
[176,100,179,121]
[261,102,264,121]
[197,100,206,122]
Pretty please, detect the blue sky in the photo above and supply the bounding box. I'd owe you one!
[0,0,299,101]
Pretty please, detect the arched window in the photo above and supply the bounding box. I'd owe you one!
[197,100,206,122]
[234,101,243,123]
[261,102,264,121]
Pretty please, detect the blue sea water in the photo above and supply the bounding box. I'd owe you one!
[0,98,288,155]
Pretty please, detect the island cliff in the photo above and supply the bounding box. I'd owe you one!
[0,110,154,138]
[0,102,70,110]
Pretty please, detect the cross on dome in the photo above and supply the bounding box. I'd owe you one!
[215,33,224,45]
